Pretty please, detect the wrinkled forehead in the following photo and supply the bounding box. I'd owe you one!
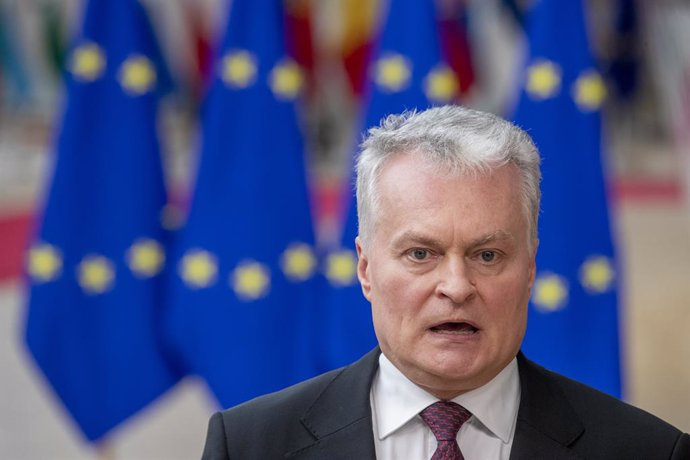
[372,156,534,242]
[375,150,502,189]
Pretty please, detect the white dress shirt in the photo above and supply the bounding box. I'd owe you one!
[370,353,521,460]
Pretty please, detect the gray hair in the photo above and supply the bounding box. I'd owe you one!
[355,105,541,246]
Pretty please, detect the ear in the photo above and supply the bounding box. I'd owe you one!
[355,236,372,301]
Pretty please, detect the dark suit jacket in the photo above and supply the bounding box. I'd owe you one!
[201,349,690,459]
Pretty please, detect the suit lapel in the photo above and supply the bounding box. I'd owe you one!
[510,353,585,460]
[286,349,589,459]
[287,349,380,460]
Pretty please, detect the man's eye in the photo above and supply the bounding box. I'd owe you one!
[480,251,496,263]
[410,249,429,260]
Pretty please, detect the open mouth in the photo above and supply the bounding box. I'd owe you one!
[430,322,479,335]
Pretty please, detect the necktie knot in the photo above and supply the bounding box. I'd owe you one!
[420,401,472,441]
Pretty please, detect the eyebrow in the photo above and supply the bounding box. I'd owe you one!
[469,230,515,248]
[391,231,442,249]
[391,229,515,249]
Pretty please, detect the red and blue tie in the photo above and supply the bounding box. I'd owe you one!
[420,401,472,460]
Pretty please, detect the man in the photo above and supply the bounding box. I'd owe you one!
[201,106,690,459]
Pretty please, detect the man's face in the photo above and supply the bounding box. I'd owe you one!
[356,153,537,399]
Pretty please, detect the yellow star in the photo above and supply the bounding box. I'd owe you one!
[424,65,458,102]
[374,53,412,92]
[232,261,270,301]
[27,243,62,282]
[526,59,562,100]
[69,42,106,82]
[221,50,257,88]
[77,255,115,295]
[126,239,165,278]
[532,273,568,312]
[580,255,615,293]
[281,243,316,281]
[572,70,607,111]
[325,250,358,286]
[270,59,304,99]
[119,55,157,95]
[179,249,217,288]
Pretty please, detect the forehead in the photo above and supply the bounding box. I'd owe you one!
[374,154,527,241]
[376,152,516,201]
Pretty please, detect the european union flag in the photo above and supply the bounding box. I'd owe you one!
[24,0,182,441]
[512,0,621,397]
[324,0,464,368]
[165,0,321,407]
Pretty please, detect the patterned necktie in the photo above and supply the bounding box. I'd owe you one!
[419,401,472,460]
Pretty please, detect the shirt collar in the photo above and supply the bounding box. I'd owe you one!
[371,353,520,444]
[452,358,520,443]
[372,353,438,440]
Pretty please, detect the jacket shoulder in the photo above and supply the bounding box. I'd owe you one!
[216,366,347,456]
[201,348,381,460]
[546,365,677,433]
[519,355,688,459]
[222,365,346,424]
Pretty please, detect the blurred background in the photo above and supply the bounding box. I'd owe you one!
[1,0,689,458]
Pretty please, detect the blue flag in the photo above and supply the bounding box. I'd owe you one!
[165,0,322,407]
[324,0,462,368]
[24,0,182,441]
[512,0,621,397]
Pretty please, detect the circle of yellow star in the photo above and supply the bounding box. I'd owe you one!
[69,42,106,82]
[532,273,568,312]
[270,59,304,99]
[231,261,270,301]
[374,53,412,93]
[424,65,458,102]
[27,243,62,283]
[77,255,115,295]
[526,59,562,100]
[179,249,218,289]
[126,239,165,278]
[119,55,157,95]
[221,50,257,88]
[325,250,358,286]
[579,255,615,294]
[281,243,316,281]
[572,70,607,112]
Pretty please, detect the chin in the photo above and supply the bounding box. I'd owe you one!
[418,369,486,399]
[423,359,480,384]
[426,351,500,386]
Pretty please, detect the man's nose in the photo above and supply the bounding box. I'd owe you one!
[434,257,476,304]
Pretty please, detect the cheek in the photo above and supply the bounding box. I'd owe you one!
[481,273,531,324]
[370,270,430,331]
[371,263,412,304]
[371,300,405,357]
[369,273,400,332]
